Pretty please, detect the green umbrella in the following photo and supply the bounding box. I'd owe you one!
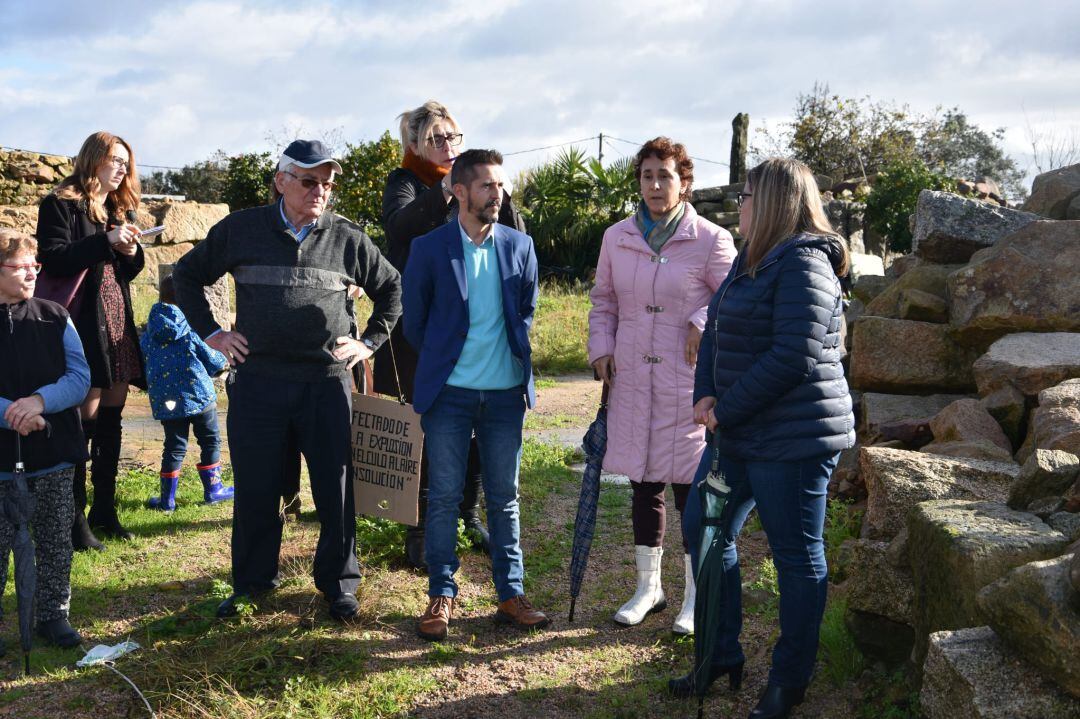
[690,444,733,719]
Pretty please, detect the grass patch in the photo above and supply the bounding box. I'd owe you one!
[534,377,559,390]
[522,412,579,431]
[818,597,865,686]
[531,281,591,374]
[825,498,863,569]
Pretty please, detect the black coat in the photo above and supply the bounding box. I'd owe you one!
[372,167,525,398]
[36,194,146,389]
[693,233,855,462]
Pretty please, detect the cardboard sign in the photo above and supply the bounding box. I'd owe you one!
[350,393,423,525]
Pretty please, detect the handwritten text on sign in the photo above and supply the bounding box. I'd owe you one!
[350,393,423,525]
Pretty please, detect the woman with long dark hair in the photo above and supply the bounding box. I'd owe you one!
[373,101,525,568]
[36,131,146,550]
[670,158,854,719]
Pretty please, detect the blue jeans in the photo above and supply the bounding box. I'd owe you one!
[160,405,221,474]
[683,447,839,688]
[421,385,526,602]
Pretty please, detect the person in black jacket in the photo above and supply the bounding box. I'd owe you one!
[669,159,854,719]
[36,131,146,550]
[0,229,91,650]
[373,100,525,569]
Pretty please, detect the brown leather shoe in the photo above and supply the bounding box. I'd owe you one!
[495,595,550,630]
[417,596,454,641]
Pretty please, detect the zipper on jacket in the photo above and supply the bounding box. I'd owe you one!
[711,255,783,336]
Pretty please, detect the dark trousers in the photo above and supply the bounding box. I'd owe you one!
[226,371,360,598]
[631,480,691,552]
[160,405,221,474]
[683,449,839,687]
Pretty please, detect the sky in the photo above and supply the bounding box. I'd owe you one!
[1,0,1078,191]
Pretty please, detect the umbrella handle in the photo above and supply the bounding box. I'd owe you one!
[568,597,576,623]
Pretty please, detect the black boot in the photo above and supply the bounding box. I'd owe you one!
[404,525,426,569]
[668,660,744,698]
[72,421,104,551]
[460,440,490,554]
[86,406,133,541]
[748,683,806,719]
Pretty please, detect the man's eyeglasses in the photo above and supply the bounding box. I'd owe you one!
[1,263,42,276]
[284,170,336,193]
[736,192,753,208]
[108,156,129,171]
[428,133,464,150]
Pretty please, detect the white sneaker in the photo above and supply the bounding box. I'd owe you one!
[672,553,695,635]
[614,545,666,626]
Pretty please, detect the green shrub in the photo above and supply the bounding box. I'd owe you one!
[223,151,275,211]
[818,598,865,686]
[865,157,955,253]
[333,131,402,252]
[519,148,637,278]
[824,498,863,570]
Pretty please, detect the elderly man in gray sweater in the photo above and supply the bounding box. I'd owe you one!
[173,140,401,623]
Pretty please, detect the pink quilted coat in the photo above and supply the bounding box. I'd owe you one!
[588,204,736,484]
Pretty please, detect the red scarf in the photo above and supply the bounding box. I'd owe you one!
[401,148,449,188]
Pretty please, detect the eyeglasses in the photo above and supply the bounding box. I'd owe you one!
[108,156,130,171]
[428,133,464,150]
[284,170,336,193]
[736,192,753,208]
[1,263,42,276]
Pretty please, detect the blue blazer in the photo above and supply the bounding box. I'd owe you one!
[402,221,538,415]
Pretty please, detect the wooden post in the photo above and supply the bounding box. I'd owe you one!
[730,113,749,184]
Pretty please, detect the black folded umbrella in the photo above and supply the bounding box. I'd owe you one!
[568,384,609,622]
[2,432,37,674]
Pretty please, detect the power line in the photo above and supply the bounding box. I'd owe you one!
[501,135,598,157]
[605,135,729,167]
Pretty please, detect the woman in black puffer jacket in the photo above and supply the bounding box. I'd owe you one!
[373,101,525,569]
[670,158,854,719]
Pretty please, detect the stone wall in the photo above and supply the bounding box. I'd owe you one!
[835,163,1080,717]
[0,149,74,205]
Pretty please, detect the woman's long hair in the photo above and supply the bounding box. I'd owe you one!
[55,131,141,224]
[743,158,847,277]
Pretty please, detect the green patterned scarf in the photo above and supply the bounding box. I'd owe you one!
[634,200,685,254]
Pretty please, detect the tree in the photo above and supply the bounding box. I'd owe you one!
[222,152,275,211]
[518,147,637,278]
[140,152,228,203]
[754,84,1026,201]
[332,131,402,249]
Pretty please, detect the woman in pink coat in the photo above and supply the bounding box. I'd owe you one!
[589,137,736,633]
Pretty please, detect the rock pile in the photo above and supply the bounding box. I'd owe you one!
[0,149,74,204]
[836,163,1080,717]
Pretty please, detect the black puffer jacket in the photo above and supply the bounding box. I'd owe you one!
[693,233,854,462]
[36,194,146,389]
[372,167,525,398]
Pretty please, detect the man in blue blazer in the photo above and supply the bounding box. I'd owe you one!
[402,149,547,641]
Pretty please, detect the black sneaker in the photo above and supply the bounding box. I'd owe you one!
[327,592,360,622]
[36,617,82,648]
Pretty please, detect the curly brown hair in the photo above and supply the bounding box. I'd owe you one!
[633,137,694,202]
[0,229,38,264]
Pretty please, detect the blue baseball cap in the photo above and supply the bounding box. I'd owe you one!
[278,139,343,173]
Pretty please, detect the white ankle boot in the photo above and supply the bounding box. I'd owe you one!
[672,553,695,635]
[614,545,666,626]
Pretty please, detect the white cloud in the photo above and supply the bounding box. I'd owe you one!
[0,0,1077,190]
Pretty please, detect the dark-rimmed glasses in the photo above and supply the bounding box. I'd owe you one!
[284,170,336,193]
[1,263,42,275]
[428,133,463,150]
[108,156,129,170]
[736,192,753,208]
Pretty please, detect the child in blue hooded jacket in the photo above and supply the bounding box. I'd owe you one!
[139,274,233,510]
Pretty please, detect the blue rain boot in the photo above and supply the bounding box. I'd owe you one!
[148,471,179,511]
[199,462,234,504]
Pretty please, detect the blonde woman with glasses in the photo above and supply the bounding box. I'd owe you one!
[36,131,146,550]
[373,100,525,569]
[670,158,854,719]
